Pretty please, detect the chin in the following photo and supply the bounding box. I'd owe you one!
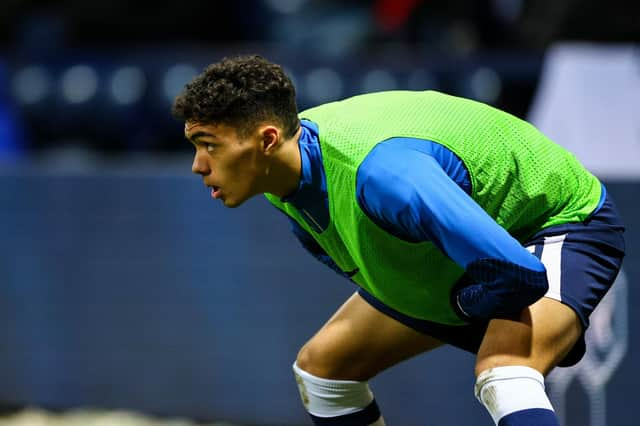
[221,190,256,208]
[222,197,244,208]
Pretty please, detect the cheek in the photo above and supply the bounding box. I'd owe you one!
[225,150,261,187]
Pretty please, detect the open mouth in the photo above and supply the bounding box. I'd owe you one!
[210,186,221,199]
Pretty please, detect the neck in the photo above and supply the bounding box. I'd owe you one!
[265,125,303,198]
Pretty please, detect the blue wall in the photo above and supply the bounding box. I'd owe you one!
[0,167,637,425]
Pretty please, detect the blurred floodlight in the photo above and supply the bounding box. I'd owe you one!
[264,0,307,14]
[110,66,146,105]
[407,69,438,91]
[12,66,51,104]
[163,64,198,102]
[362,69,398,93]
[61,65,98,104]
[305,68,343,104]
[469,67,502,103]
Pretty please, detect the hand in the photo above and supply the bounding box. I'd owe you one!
[453,259,549,322]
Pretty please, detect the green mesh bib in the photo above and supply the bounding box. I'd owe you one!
[266,90,601,324]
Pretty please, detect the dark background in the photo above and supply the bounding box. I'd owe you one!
[0,1,638,425]
[0,0,637,155]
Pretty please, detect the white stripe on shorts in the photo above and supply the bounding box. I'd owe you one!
[531,234,567,302]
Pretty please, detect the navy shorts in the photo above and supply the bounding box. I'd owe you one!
[360,190,626,367]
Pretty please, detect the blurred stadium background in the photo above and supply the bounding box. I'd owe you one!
[0,1,638,425]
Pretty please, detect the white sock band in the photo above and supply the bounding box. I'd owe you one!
[293,362,375,418]
[475,366,554,424]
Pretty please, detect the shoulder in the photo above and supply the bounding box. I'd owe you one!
[357,139,443,204]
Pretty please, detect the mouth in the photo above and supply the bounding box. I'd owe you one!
[209,185,222,199]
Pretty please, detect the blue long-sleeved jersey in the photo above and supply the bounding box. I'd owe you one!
[282,120,581,321]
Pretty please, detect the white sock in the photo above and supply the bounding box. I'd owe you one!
[475,365,555,425]
[293,362,385,425]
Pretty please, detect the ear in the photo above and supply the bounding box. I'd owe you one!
[260,125,280,155]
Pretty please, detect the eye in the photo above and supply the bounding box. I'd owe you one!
[206,144,215,153]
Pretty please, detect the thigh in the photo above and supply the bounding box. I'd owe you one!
[475,297,582,376]
[297,292,443,381]
[475,195,625,376]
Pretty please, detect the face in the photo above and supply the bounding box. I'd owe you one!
[185,121,269,208]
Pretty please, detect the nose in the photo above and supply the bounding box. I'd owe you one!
[191,149,211,176]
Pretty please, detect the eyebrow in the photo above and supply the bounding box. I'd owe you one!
[186,130,216,143]
[191,131,215,140]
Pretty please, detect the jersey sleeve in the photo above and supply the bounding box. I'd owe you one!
[357,142,549,321]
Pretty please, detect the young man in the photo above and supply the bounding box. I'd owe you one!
[172,55,625,426]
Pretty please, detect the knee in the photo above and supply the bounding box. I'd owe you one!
[295,343,318,375]
[295,341,375,381]
[475,355,526,378]
[475,348,561,377]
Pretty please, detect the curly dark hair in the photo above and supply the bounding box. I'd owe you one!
[172,55,299,138]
